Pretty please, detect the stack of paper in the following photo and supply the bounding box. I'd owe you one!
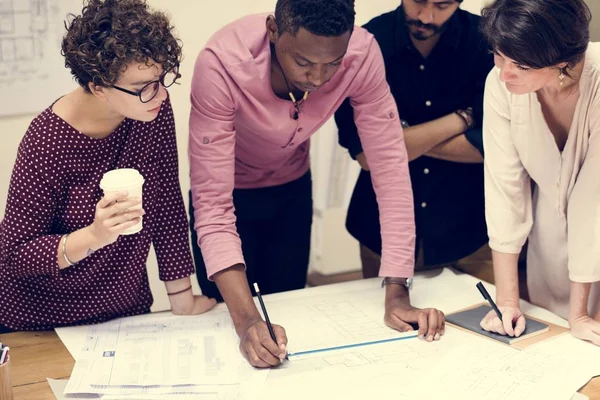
[58,312,267,400]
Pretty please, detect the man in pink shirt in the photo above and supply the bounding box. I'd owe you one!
[189,0,445,367]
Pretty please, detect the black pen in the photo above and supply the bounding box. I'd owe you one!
[476,281,503,321]
[253,283,288,361]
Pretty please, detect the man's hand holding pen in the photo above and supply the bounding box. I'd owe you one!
[238,318,288,368]
[235,283,288,368]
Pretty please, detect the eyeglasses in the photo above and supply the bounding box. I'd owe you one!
[112,64,180,103]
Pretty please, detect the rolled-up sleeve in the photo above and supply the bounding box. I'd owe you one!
[483,69,532,254]
[349,38,415,278]
[335,98,364,160]
[567,96,600,282]
[188,49,244,280]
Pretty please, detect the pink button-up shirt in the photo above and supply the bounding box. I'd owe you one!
[189,14,415,280]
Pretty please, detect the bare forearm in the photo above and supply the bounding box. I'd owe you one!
[58,226,104,269]
[165,276,195,313]
[425,134,483,163]
[492,250,521,306]
[404,113,467,161]
[214,264,261,336]
[569,281,592,322]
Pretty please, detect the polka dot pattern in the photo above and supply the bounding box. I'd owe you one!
[0,97,194,331]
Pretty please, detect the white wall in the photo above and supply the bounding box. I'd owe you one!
[586,0,600,41]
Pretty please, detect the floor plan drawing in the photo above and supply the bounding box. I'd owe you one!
[65,313,243,395]
[0,0,79,116]
[411,342,593,400]
[308,300,392,341]
[0,0,51,73]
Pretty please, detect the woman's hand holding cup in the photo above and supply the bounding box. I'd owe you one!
[89,191,145,248]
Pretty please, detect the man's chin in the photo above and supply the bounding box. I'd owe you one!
[410,32,435,41]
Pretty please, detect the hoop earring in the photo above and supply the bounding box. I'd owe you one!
[558,68,566,86]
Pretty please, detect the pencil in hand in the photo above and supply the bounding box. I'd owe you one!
[253,283,288,362]
[476,281,503,321]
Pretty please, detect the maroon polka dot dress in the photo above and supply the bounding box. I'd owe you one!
[0,97,194,330]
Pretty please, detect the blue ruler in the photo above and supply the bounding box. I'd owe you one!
[288,333,419,358]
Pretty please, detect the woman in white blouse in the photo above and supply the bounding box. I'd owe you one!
[479,0,600,346]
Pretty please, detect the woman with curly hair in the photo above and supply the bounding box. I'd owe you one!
[0,0,216,332]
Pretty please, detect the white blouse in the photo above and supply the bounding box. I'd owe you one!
[483,43,600,319]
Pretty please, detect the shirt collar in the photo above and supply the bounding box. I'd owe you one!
[393,6,462,55]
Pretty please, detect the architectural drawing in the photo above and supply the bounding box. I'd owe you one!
[0,0,52,72]
[0,0,79,116]
[265,289,428,357]
[309,300,392,341]
[264,335,441,400]
[413,343,591,400]
[320,343,424,368]
[66,314,242,394]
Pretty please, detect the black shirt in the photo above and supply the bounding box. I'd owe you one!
[335,7,494,265]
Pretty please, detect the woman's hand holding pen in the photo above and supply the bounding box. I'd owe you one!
[480,304,526,337]
[477,282,526,337]
[239,318,287,368]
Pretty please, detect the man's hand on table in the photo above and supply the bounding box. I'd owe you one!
[384,282,445,342]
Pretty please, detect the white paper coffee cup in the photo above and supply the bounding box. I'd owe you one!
[99,168,145,235]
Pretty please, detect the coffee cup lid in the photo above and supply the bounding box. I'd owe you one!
[100,168,145,190]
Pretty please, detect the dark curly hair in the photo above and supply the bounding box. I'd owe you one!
[481,0,590,75]
[61,0,182,92]
[275,0,355,37]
